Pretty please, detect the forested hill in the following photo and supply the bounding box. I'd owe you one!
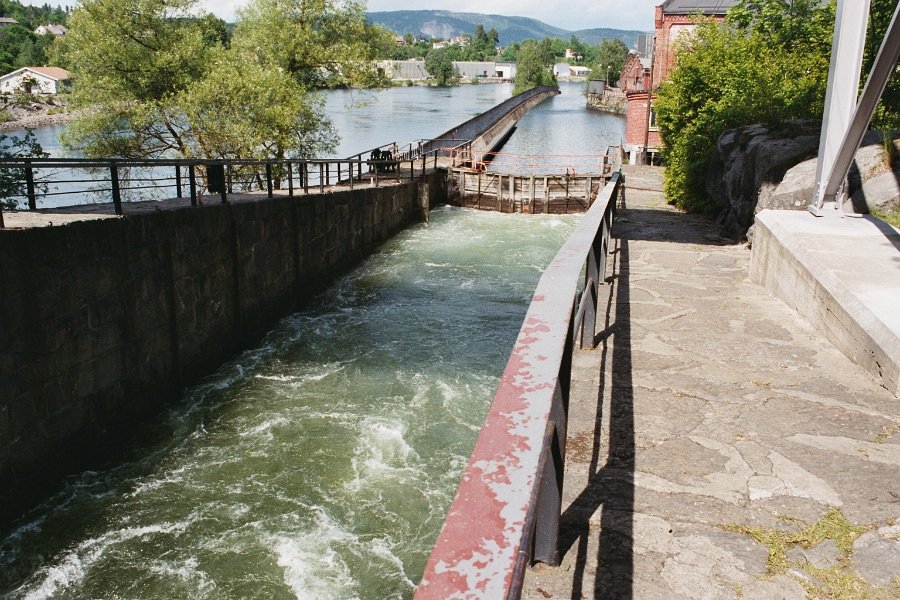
[0,0,69,29]
[367,10,647,47]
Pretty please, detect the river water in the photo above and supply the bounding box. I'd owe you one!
[1,82,622,599]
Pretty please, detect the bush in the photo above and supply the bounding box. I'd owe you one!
[656,1,834,213]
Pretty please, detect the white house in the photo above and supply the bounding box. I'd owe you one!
[0,66,71,94]
[35,24,66,36]
[569,65,590,78]
[553,62,571,77]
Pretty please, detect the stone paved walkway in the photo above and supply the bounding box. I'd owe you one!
[522,166,900,599]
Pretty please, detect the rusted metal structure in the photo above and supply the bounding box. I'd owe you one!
[415,172,623,599]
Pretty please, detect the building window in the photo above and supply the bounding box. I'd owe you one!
[648,104,658,131]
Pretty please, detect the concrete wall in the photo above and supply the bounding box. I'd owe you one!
[0,173,446,519]
[750,210,900,397]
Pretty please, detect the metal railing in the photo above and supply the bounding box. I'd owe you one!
[0,145,444,228]
[415,171,623,599]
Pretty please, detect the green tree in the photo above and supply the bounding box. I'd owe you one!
[425,47,459,86]
[655,0,836,212]
[0,129,49,209]
[60,0,352,162]
[590,38,628,83]
[513,39,557,94]
[233,0,393,89]
[864,0,900,128]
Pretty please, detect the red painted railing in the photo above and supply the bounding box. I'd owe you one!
[415,172,623,599]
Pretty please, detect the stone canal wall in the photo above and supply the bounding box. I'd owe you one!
[0,173,446,519]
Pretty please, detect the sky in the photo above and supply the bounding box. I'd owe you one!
[19,0,658,32]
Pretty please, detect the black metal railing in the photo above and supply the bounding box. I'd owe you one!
[0,145,444,227]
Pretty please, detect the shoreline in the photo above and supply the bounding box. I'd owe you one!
[0,109,79,132]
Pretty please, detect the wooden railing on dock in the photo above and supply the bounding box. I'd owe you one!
[448,168,609,214]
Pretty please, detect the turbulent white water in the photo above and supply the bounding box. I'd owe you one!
[1,207,579,599]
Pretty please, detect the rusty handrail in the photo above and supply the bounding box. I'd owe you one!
[415,171,623,599]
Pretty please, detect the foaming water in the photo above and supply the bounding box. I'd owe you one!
[1,207,578,599]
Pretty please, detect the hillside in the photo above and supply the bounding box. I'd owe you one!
[367,10,647,48]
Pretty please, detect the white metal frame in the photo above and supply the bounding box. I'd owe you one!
[811,0,900,216]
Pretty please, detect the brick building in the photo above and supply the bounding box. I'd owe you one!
[625,0,738,165]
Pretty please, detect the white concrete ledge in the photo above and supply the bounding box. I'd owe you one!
[750,210,900,396]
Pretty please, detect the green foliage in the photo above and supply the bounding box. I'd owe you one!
[866,0,900,129]
[233,0,393,89]
[0,128,48,209]
[0,0,69,30]
[424,47,459,86]
[0,0,70,73]
[60,0,388,161]
[590,38,628,82]
[655,0,835,212]
[513,39,558,94]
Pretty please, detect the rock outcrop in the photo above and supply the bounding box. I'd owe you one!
[707,121,900,240]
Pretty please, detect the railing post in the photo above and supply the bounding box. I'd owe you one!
[266,162,274,198]
[303,161,309,194]
[25,160,36,210]
[349,161,354,191]
[175,165,182,198]
[218,164,228,205]
[227,164,233,194]
[110,161,123,216]
[0,202,5,229]
[580,239,600,350]
[319,163,325,193]
[189,163,198,206]
[288,162,294,197]
[325,162,330,187]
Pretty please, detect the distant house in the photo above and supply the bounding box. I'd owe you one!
[569,65,590,78]
[620,53,652,92]
[432,41,449,50]
[0,66,71,94]
[452,61,517,80]
[0,17,19,27]
[35,24,67,36]
[553,62,571,77]
[625,0,739,165]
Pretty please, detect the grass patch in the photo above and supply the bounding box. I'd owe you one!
[721,508,894,598]
[872,423,900,444]
[871,206,900,228]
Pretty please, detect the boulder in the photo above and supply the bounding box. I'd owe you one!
[708,123,900,240]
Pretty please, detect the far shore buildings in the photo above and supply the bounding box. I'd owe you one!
[376,59,516,82]
[625,0,739,164]
[0,66,71,94]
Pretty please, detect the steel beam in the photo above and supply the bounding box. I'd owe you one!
[812,1,900,216]
[811,0,871,215]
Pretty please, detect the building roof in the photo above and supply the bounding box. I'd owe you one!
[1,66,71,81]
[661,0,740,15]
[35,24,67,35]
[0,17,19,24]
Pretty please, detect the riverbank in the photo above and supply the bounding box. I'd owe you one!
[0,95,80,132]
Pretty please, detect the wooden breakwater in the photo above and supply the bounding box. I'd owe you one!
[448,168,612,214]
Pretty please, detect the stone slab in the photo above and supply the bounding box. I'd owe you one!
[521,166,900,600]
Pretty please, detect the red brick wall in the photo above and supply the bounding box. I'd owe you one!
[620,54,647,92]
[625,92,661,149]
